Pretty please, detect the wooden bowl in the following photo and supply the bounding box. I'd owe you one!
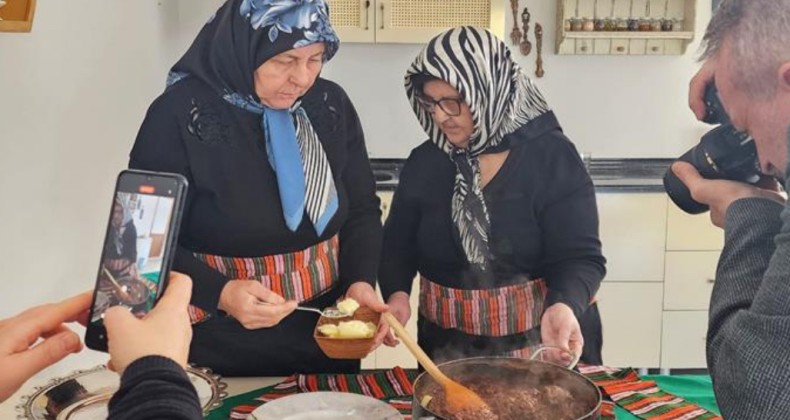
[314,306,380,359]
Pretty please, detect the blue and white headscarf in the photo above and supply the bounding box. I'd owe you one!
[167,0,341,235]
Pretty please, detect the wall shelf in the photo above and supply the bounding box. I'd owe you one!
[564,30,694,39]
[0,0,36,32]
[556,0,697,55]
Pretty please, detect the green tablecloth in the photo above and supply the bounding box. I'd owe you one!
[613,375,719,419]
[206,374,719,419]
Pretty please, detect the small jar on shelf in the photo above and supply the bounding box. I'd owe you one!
[569,17,583,31]
[582,17,595,31]
[638,18,652,31]
[594,17,606,31]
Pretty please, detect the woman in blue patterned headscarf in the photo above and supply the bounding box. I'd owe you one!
[129,0,388,376]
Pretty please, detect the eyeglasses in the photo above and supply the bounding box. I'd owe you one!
[415,95,464,117]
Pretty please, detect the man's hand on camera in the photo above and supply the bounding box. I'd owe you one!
[672,162,785,228]
[689,60,717,121]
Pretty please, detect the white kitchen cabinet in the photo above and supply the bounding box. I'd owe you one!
[660,201,722,370]
[325,0,376,42]
[598,282,664,368]
[661,311,708,368]
[364,191,419,369]
[597,193,667,282]
[327,0,505,43]
[666,202,724,251]
[663,251,718,311]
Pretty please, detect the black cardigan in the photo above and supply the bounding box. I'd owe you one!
[128,77,381,375]
[379,112,606,358]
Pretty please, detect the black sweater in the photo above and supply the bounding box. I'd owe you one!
[108,356,202,420]
[128,77,381,375]
[379,112,606,358]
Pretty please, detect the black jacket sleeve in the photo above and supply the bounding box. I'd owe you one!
[536,135,606,318]
[128,95,229,315]
[379,152,422,300]
[108,356,202,420]
[333,88,382,291]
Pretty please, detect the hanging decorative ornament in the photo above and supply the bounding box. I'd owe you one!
[520,7,532,55]
[535,23,545,78]
[510,0,523,45]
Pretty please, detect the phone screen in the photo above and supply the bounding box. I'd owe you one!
[86,170,186,350]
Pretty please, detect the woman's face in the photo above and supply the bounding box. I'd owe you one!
[111,202,123,228]
[421,80,474,148]
[254,43,325,109]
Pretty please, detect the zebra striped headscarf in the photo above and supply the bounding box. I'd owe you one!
[405,26,551,270]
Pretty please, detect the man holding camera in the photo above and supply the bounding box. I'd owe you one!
[673,0,790,417]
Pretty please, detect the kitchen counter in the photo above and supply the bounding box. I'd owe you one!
[372,158,672,193]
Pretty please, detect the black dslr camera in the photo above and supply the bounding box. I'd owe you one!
[663,83,762,214]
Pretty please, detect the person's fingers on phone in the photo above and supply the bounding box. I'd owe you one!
[103,306,138,335]
[107,359,116,372]
[11,329,82,382]
[40,324,72,340]
[75,309,90,327]
[9,292,93,347]
[152,274,192,314]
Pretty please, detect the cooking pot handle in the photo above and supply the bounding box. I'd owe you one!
[529,345,581,369]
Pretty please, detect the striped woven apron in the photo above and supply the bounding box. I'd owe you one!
[188,235,339,324]
[419,275,548,358]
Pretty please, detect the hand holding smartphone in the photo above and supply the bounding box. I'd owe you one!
[85,170,188,351]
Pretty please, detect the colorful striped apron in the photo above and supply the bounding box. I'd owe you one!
[419,275,548,356]
[188,235,339,324]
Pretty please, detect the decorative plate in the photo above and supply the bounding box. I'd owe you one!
[15,364,227,419]
[248,392,403,420]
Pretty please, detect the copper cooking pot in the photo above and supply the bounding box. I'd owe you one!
[412,348,602,420]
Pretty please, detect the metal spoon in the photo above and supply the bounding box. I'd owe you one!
[255,300,350,318]
[295,306,350,318]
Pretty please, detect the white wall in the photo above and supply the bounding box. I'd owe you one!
[173,0,714,159]
[326,0,713,158]
[0,0,177,392]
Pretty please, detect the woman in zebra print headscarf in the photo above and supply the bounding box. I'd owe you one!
[380,27,606,365]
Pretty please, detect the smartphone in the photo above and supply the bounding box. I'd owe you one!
[85,169,188,351]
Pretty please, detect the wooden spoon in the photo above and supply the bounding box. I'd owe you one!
[101,266,134,303]
[382,312,494,417]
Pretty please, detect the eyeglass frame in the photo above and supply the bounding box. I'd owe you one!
[415,95,465,117]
